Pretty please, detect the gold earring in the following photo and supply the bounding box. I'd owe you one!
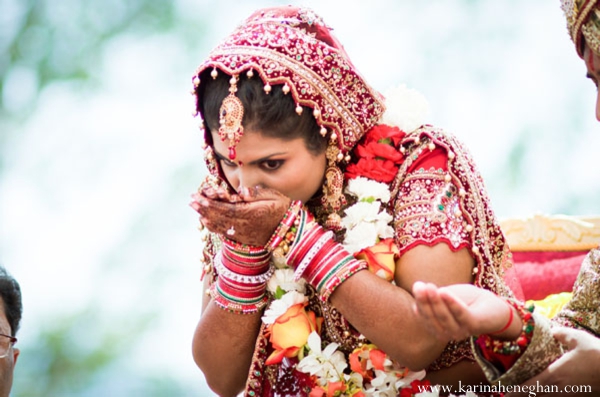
[321,137,347,231]
[202,145,228,190]
[218,75,244,160]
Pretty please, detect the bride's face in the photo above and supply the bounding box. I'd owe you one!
[211,129,327,203]
[583,44,600,121]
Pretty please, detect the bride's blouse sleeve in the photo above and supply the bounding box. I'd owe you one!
[389,125,516,371]
[389,125,513,298]
[393,142,471,255]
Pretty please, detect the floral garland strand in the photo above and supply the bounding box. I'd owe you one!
[259,86,475,396]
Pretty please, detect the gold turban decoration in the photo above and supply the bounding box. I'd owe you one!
[562,0,600,57]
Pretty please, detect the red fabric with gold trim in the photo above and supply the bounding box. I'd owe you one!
[394,148,471,255]
[192,6,385,156]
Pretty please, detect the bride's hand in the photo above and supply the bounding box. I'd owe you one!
[190,185,292,247]
[412,282,521,341]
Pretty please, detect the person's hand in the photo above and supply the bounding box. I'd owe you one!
[509,327,600,396]
[412,282,521,341]
[190,184,291,247]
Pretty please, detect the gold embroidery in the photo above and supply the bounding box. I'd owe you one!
[554,247,600,335]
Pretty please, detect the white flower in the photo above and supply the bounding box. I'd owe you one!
[261,291,306,325]
[342,201,394,253]
[381,84,430,133]
[266,268,306,295]
[343,222,378,254]
[341,201,378,229]
[346,177,391,203]
[342,201,390,229]
[296,332,347,385]
[394,369,426,390]
[345,371,365,390]
[365,369,398,396]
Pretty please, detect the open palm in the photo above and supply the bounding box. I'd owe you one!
[413,282,519,341]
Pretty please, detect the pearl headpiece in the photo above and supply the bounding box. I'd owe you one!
[192,6,385,159]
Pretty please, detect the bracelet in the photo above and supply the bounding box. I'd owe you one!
[214,251,274,284]
[221,237,268,255]
[209,283,270,314]
[293,229,333,281]
[319,256,367,302]
[209,237,273,315]
[477,300,535,356]
[265,200,303,252]
[285,215,366,301]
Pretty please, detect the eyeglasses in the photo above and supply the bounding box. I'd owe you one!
[0,333,17,359]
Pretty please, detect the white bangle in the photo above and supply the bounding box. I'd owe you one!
[214,251,275,284]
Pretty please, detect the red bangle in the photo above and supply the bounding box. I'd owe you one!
[490,302,514,335]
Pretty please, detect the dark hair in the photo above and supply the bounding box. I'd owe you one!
[0,266,22,337]
[196,71,327,155]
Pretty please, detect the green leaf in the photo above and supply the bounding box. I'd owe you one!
[274,286,286,300]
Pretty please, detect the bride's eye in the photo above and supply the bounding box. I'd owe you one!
[220,158,237,168]
[261,159,283,171]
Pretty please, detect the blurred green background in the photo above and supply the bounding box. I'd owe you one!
[1,0,598,396]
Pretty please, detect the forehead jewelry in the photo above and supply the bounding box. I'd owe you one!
[218,75,244,160]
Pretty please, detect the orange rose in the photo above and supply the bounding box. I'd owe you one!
[354,238,399,281]
[349,343,387,381]
[309,382,347,397]
[265,303,323,365]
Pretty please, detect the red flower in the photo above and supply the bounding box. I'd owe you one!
[356,141,403,163]
[345,158,399,183]
[400,379,432,397]
[399,388,414,397]
[345,124,405,183]
[364,124,406,146]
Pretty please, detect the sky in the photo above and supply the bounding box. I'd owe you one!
[1,0,599,395]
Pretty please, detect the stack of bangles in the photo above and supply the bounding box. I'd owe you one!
[209,200,304,314]
[210,200,368,314]
[209,242,273,314]
[475,299,535,371]
[284,210,368,302]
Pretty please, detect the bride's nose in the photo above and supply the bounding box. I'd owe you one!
[235,168,263,193]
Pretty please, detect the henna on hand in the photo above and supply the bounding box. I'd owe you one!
[190,186,291,246]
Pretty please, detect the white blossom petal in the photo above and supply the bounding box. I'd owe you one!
[343,222,378,253]
[346,177,391,203]
[395,369,426,389]
[266,268,306,295]
[306,331,322,354]
[382,84,430,133]
[342,201,382,229]
[261,291,306,325]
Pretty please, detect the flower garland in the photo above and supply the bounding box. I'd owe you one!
[259,86,469,396]
[262,121,422,395]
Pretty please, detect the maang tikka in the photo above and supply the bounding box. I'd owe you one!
[218,75,244,160]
